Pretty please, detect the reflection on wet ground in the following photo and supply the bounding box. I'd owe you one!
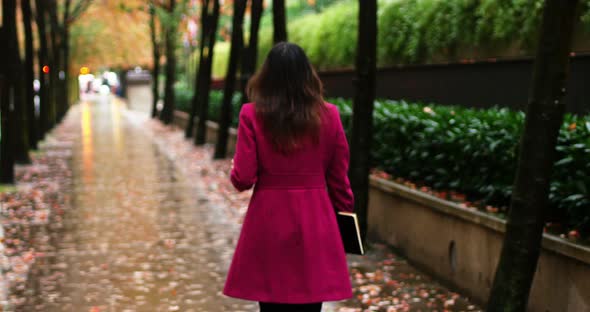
[21,97,255,311]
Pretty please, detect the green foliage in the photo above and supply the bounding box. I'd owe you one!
[185,41,230,82]
[211,42,230,78]
[329,98,590,235]
[155,0,189,31]
[189,46,229,79]
[305,1,357,69]
[377,0,546,63]
[207,91,243,126]
[378,0,482,63]
[257,0,328,30]
[173,82,194,113]
[474,0,544,48]
[70,20,105,67]
[582,0,590,31]
[553,117,590,231]
[256,26,274,66]
[257,0,358,69]
[211,0,590,72]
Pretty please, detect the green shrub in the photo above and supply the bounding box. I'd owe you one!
[216,0,590,73]
[256,25,274,67]
[174,82,194,113]
[257,0,357,69]
[474,0,544,48]
[329,98,590,235]
[582,0,590,31]
[186,42,230,82]
[206,90,242,127]
[552,116,590,231]
[211,42,230,78]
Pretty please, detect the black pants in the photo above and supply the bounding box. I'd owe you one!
[259,302,322,312]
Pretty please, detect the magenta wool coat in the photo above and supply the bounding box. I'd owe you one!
[223,102,354,304]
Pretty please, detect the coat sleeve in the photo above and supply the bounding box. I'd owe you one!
[326,107,354,212]
[230,106,258,192]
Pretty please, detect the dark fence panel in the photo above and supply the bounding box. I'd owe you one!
[320,55,590,115]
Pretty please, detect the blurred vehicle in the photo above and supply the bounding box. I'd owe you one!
[92,78,103,93]
[78,73,96,94]
[33,79,40,93]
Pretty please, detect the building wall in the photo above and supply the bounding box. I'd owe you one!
[319,55,590,115]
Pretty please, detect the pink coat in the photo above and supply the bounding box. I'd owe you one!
[223,102,354,304]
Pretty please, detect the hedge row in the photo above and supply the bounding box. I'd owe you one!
[208,0,590,74]
[257,1,357,70]
[175,88,590,234]
[332,98,590,235]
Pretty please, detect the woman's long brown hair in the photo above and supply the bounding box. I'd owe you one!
[247,42,326,154]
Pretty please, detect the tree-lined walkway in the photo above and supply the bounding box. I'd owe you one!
[19,96,480,311]
[21,95,254,311]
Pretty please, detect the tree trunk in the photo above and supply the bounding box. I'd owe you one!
[61,0,72,118]
[35,0,50,140]
[349,0,377,243]
[0,26,15,184]
[3,0,30,164]
[160,0,177,125]
[149,0,161,119]
[0,81,15,183]
[22,0,38,150]
[47,0,60,128]
[272,0,287,44]
[486,1,579,311]
[214,0,246,159]
[195,0,220,146]
[186,0,210,138]
[239,0,263,105]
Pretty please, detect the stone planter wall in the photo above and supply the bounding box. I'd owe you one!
[368,177,590,311]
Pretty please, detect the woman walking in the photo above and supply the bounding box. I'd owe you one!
[223,42,354,312]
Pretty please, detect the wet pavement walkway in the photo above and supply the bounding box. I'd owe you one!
[18,95,481,312]
[20,97,255,311]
